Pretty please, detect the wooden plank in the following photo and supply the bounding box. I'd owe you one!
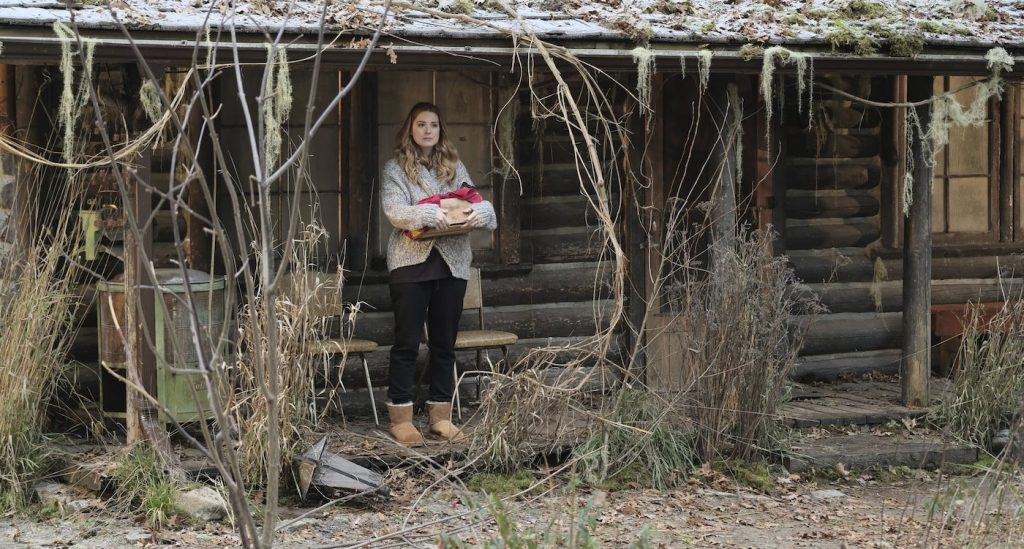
[786,433,978,473]
[791,349,901,381]
[901,75,934,408]
[496,73,521,265]
[1000,84,1015,242]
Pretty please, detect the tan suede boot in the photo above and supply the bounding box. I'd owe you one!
[427,402,465,442]
[387,402,424,446]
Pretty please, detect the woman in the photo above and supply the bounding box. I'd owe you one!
[380,102,497,445]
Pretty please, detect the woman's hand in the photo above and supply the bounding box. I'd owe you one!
[463,208,480,228]
[432,206,449,230]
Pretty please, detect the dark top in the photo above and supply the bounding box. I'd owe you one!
[389,247,452,284]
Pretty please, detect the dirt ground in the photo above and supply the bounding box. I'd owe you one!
[3,463,1022,549]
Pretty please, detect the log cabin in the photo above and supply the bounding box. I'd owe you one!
[0,0,1022,415]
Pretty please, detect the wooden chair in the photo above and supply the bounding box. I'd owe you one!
[454,267,518,390]
[284,272,380,425]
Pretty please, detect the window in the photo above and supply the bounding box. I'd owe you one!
[930,76,996,242]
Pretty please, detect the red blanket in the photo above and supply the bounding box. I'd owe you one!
[404,187,483,239]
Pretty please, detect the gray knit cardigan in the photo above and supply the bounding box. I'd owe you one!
[380,158,497,280]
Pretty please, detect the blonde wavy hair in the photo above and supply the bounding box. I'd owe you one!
[395,102,459,189]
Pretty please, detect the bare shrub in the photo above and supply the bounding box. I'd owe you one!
[231,223,345,487]
[663,227,819,462]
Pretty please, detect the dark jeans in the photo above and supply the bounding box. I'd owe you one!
[388,276,467,405]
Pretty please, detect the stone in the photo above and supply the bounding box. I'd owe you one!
[125,529,152,543]
[810,489,846,500]
[172,486,228,522]
[279,517,318,532]
[34,481,94,514]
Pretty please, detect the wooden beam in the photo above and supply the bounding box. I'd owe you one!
[708,76,739,275]
[123,63,160,445]
[1000,84,1016,242]
[495,73,521,265]
[900,76,934,408]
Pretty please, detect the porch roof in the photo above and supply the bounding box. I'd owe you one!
[0,1,1020,71]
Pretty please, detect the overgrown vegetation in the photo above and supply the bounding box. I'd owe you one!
[439,495,653,549]
[930,302,1024,449]
[110,446,180,528]
[661,228,818,462]
[573,389,694,490]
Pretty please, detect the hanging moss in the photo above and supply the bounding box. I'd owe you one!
[678,53,686,80]
[728,83,744,186]
[697,49,712,95]
[870,257,888,312]
[262,44,293,171]
[632,47,655,117]
[53,22,96,164]
[138,78,164,124]
[738,43,765,62]
[760,46,812,134]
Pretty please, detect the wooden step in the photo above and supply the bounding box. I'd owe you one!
[351,299,612,346]
[785,189,880,219]
[523,226,605,263]
[522,194,618,230]
[785,433,978,473]
[784,99,882,128]
[786,157,880,190]
[341,261,613,310]
[520,162,616,196]
[520,134,599,164]
[795,311,901,355]
[338,335,623,389]
[791,349,901,381]
[785,217,880,249]
[786,129,881,158]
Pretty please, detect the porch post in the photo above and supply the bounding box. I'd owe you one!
[124,64,160,445]
[900,76,933,407]
[708,77,739,280]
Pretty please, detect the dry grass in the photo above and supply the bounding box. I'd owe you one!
[661,227,819,461]
[0,160,81,509]
[230,223,346,488]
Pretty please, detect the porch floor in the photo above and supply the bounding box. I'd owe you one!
[781,378,953,428]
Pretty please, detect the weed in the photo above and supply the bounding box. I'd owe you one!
[826,21,878,56]
[885,30,925,58]
[717,460,775,492]
[645,0,690,15]
[870,464,914,483]
[441,0,474,15]
[700,20,715,33]
[440,494,605,548]
[573,389,694,490]
[929,302,1024,448]
[111,446,179,529]
[467,471,539,498]
[738,43,765,61]
[838,0,890,19]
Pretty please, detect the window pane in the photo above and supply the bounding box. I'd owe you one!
[947,176,990,232]
[947,124,989,175]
